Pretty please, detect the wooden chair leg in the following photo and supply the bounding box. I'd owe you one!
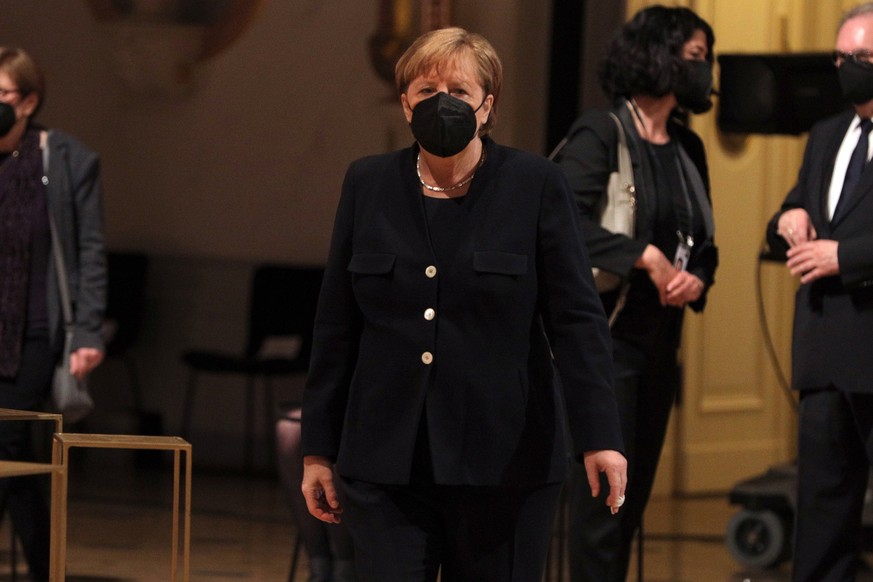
[245,375,256,474]
[264,377,277,473]
[637,517,644,581]
[288,533,302,582]
[10,518,17,582]
[180,370,199,441]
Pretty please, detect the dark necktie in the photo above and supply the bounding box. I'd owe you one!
[834,118,873,221]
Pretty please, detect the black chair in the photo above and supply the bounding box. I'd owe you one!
[180,265,323,473]
[103,251,149,414]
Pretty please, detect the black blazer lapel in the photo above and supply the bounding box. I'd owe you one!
[832,155,873,228]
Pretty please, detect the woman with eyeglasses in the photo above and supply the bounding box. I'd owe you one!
[0,47,106,581]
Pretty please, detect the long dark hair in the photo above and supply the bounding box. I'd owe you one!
[598,5,714,101]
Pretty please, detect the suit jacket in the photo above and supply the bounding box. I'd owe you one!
[43,129,107,354]
[301,136,623,486]
[766,110,873,392]
[554,101,718,340]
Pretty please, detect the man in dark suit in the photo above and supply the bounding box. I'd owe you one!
[766,4,873,580]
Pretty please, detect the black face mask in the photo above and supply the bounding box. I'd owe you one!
[410,92,483,157]
[0,102,16,137]
[839,59,873,105]
[674,60,714,114]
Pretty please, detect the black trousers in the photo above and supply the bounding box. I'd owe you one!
[568,333,680,582]
[340,477,562,582]
[0,334,55,582]
[793,388,873,582]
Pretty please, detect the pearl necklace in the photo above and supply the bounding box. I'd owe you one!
[417,149,486,193]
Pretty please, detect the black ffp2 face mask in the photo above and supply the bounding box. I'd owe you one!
[410,92,483,157]
[839,59,873,105]
[674,60,714,114]
[0,102,16,137]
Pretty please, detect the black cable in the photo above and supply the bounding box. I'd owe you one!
[755,242,798,412]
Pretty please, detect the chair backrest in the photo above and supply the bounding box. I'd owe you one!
[245,265,324,365]
[104,251,149,357]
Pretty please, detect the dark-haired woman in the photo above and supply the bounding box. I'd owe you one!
[0,47,106,581]
[553,6,719,581]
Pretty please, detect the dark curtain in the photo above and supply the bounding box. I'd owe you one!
[546,0,626,154]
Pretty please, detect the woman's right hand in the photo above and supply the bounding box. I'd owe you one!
[302,455,343,524]
[635,244,677,305]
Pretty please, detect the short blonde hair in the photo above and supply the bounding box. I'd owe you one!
[395,27,502,135]
[0,47,45,116]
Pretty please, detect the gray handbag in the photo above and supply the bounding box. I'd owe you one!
[592,112,636,294]
[550,112,635,325]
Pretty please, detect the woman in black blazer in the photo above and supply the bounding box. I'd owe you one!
[553,7,719,582]
[301,27,626,582]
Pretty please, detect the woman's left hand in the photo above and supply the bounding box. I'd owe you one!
[69,348,105,380]
[664,272,705,307]
[582,450,628,515]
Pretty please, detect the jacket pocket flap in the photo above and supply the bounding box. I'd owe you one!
[348,253,396,274]
[473,251,528,275]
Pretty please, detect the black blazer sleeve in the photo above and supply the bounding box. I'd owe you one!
[47,130,107,353]
[536,163,623,455]
[300,159,365,460]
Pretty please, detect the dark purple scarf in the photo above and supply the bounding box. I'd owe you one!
[0,127,44,378]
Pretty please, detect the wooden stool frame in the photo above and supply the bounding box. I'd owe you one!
[52,433,192,582]
[0,409,65,581]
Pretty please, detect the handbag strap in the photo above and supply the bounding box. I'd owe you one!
[42,130,74,328]
[547,112,635,328]
[607,112,635,209]
[604,112,634,327]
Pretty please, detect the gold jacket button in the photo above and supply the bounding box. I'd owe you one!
[421,352,433,365]
[425,265,437,278]
[423,308,435,321]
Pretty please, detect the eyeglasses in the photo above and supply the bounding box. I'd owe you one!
[0,88,19,98]
[832,50,873,66]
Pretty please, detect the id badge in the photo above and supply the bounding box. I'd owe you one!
[673,240,691,272]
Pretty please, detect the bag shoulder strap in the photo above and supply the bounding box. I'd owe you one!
[42,130,74,327]
[604,113,634,328]
[607,112,634,191]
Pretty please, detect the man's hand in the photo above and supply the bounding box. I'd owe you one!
[786,240,840,284]
[302,455,343,524]
[582,450,628,515]
[777,208,817,247]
